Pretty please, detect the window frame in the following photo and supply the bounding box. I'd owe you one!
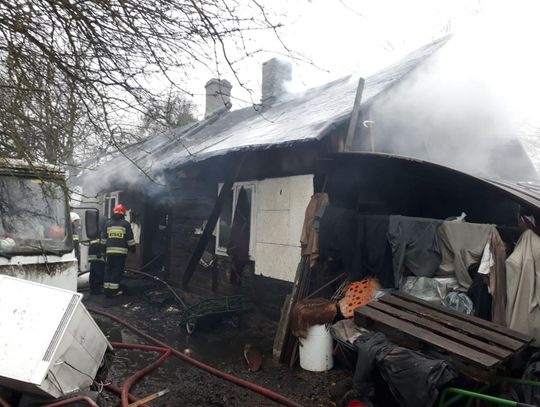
[103,191,121,218]
[215,182,256,260]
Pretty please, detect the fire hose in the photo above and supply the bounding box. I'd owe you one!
[109,343,172,407]
[88,307,304,407]
[78,257,187,308]
[104,384,139,405]
[42,396,100,407]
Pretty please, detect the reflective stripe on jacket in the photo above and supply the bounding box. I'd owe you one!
[101,216,135,256]
[88,239,105,262]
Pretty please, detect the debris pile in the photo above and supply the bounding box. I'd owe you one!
[272,178,540,407]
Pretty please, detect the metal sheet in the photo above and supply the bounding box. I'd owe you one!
[326,151,540,211]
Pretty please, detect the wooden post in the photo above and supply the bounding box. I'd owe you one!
[367,109,375,152]
[344,77,365,151]
[182,156,245,289]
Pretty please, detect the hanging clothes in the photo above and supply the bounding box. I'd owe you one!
[437,222,507,323]
[300,193,329,268]
[228,187,251,285]
[354,215,395,287]
[489,229,508,325]
[436,222,493,289]
[387,216,442,288]
[319,209,394,285]
[467,272,492,321]
[319,206,358,275]
[506,230,540,345]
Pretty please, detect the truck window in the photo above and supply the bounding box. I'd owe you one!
[0,176,72,256]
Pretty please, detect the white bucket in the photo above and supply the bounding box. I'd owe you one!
[298,324,334,372]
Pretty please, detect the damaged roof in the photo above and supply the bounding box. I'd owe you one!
[154,36,450,170]
[84,35,450,181]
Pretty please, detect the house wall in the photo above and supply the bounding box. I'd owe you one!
[167,178,215,286]
[254,174,314,282]
[162,166,313,321]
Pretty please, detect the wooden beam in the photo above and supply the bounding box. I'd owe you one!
[368,301,511,360]
[272,257,308,361]
[128,389,170,407]
[344,77,365,151]
[393,292,533,343]
[379,295,525,351]
[182,156,245,289]
[355,305,500,368]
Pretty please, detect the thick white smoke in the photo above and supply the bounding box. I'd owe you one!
[368,1,540,181]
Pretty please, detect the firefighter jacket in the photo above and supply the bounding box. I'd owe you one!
[101,215,136,256]
[88,238,105,262]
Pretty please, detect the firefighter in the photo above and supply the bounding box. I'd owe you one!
[70,212,81,271]
[101,204,136,297]
[88,217,107,295]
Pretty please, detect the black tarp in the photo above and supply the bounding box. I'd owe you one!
[354,215,395,287]
[508,351,540,405]
[353,332,457,407]
[319,207,394,287]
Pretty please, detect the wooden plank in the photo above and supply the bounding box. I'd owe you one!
[344,77,365,151]
[355,306,500,368]
[379,295,525,351]
[356,317,494,382]
[272,293,292,360]
[393,291,533,343]
[182,156,245,289]
[273,257,308,361]
[368,301,512,360]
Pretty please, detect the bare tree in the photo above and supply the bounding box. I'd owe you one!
[139,89,198,138]
[0,0,290,168]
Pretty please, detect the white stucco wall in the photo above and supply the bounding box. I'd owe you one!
[254,174,314,282]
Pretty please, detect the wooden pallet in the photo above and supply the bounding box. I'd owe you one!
[354,292,534,382]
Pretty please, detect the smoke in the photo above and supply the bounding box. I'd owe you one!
[69,146,171,205]
[367,1,540,181]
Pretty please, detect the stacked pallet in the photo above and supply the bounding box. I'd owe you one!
[355,292,533,382]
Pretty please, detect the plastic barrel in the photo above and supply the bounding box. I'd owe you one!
[298,324,334,372]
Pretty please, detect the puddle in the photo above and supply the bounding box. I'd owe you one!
[94,317,141,344]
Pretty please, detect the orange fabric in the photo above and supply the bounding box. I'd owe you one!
[300,193,329,268]
[339,279,381,318]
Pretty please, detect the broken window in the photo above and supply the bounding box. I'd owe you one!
[216,183,255,259]
[0,176,71,256]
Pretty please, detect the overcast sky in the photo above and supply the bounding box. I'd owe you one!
[149,0,539,138]
[184,0,485,115]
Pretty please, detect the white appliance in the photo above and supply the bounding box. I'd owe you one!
[0,275,111,398]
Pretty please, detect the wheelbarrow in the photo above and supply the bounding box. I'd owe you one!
[179,295,251,334]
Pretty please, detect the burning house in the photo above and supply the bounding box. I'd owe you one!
[74,34,539,323]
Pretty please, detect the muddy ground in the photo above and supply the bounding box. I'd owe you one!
[83,286,351,407]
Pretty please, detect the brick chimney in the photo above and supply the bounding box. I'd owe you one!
[261,58,292,103]
[205,79,232,118]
